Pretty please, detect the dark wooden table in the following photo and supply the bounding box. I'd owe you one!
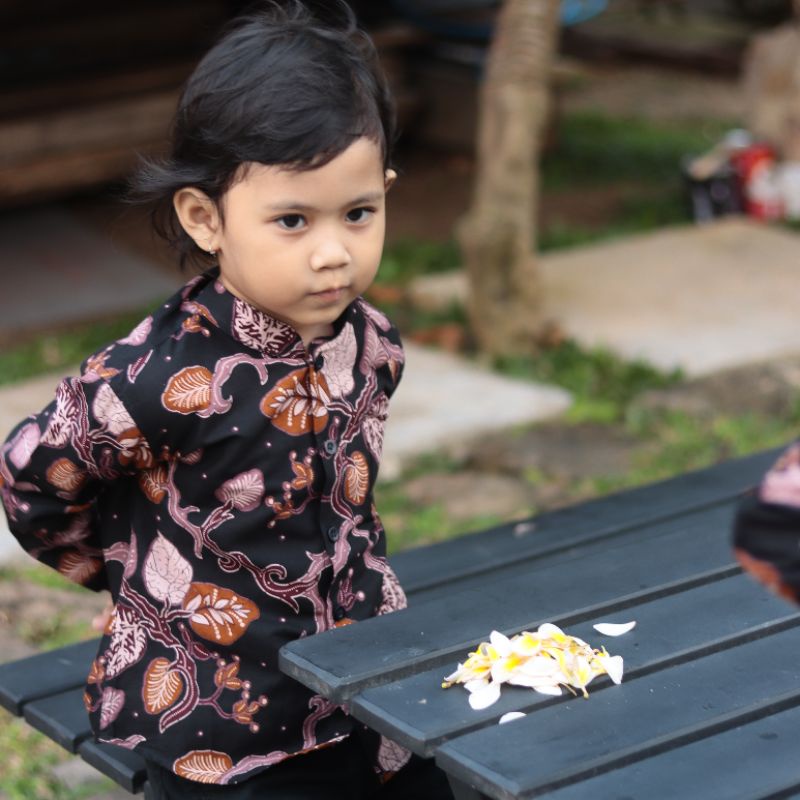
[281,449,800,800]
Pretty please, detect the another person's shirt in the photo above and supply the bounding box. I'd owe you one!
[0,268,409,784]
[733,443,800,604]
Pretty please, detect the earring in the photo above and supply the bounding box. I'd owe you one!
[208,249,216,257]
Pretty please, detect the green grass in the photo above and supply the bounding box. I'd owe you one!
[0,709,115,800]
[628,408,800,483]
[377,239,461,286]
[378,482,509,553]
[495,340,682,423]
[0,563,90,594]
[542,112,734,190]
[0,563,98,650]
[0,308,153,387]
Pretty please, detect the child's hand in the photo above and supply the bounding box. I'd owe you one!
[92,595,115,633]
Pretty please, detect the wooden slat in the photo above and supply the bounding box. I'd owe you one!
[393,448,780,601]
[540,703,800,800]
[78,739,148,795]
[0,638,99,715]
[0,63,193,120]
[0,141,167,206]
[349,574,800,755]
[23,687,92,753]
[2,3,224,83]
[434,627,800,800]
[281,500,743,701]
[0,92,176,164]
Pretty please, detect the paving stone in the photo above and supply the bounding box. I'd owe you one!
[0,207,180,343]
[468,422,639,481]
[381,342,572,480]
[633,356,800,419]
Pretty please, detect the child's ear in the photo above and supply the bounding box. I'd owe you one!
[384,169,397,192]
[173,187,221,253]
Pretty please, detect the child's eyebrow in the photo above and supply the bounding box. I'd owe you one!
[265,192,385,213]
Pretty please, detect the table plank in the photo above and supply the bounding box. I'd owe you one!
[349,573,800,755]
[434,626,800,800]
[0,637,99,715]
[539,702,800,800]
[392,448,780,600]
[23,686,93,752]
[281,501,742,701]
[77,738,148,794]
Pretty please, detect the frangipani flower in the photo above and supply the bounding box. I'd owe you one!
[442,622,627,709]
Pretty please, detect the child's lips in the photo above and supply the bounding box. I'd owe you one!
[310,286,348,303]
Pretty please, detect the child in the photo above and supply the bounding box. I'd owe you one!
[0,2,454,797]
[733,443,800,605]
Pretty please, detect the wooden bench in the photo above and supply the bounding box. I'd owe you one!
[0,447,782,796]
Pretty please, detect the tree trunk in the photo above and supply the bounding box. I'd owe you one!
[456,0,561,357]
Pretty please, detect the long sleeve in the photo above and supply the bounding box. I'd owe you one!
[0,370,151,592]
[732,442,800,605]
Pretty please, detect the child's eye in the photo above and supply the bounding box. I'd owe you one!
[346,207,375,224]
[276,214,306,230]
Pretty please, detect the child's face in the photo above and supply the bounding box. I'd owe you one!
[209,137,393,345]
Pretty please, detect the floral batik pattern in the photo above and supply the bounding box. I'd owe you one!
[0,268,407,785]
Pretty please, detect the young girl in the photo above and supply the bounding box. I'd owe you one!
[0,3,453,797]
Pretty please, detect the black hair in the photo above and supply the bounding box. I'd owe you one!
[129,0,396,268]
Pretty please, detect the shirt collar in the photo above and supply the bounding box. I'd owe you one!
[186,268,354,359]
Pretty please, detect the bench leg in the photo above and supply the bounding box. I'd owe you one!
[447,775,490,800]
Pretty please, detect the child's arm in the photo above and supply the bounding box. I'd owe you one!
[0,370,146,593]
[733,442,800,604]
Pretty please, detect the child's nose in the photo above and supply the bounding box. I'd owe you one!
[309,237,351,271]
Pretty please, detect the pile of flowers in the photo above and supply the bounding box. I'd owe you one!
[442,622,629,710]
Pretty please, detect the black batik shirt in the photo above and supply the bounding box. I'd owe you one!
[0,269,411,784]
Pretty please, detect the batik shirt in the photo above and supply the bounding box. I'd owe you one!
[0,269,411,784]
[733,442,800,606]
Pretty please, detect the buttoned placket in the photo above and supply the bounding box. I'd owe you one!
[307,347,348,625]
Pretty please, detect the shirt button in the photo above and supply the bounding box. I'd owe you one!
[314,355,324,371]
[333,605,346,621]
[327,525,340,542]
[324,440,337,455]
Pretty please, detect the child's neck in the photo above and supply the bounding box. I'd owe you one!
[300,322,335,349]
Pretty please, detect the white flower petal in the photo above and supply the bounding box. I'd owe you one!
[593,621,637,637]
[600,654,624,685]
[464,678,490,694]
[532,684,563,696]
[468,681,502,710]
[537,623,565,639]
[490,661,514,684]
[498,711,526,725]
[518,655,560,679]
[490,630,513,657]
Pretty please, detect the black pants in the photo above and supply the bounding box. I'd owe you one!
[144,734,455,800]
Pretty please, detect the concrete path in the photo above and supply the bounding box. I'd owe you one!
[414,217,800,377]
[0,207,180,342]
